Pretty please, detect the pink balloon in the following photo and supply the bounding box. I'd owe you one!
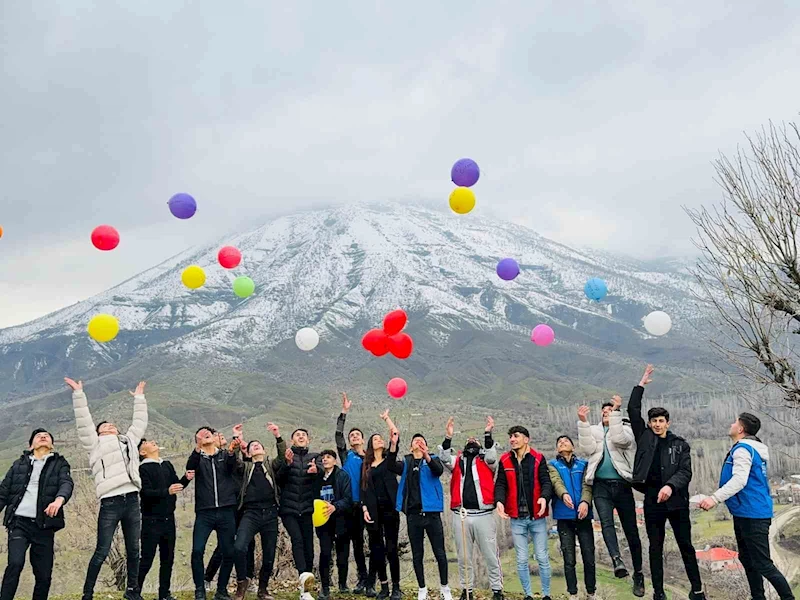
[531,324,555,347]
[387,377,408,399]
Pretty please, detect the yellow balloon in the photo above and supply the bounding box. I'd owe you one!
[182,265,206,289]
[87,314,120,343]
[312,499,330,527]
[449,187,476,214]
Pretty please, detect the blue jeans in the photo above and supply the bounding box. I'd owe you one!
[510,517,550,597]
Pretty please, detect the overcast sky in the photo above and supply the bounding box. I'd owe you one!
[2,2,800,329]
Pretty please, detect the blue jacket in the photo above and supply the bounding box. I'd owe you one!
[396,453,445,513]
[548,455,593,521]
[719,440,773,519]
[341,450,363,503]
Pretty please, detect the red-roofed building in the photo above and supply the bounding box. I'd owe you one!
[696,547,742,572]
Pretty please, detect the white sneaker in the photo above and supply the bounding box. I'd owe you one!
[418,587,428,600]
[299,572,316,593]
[300,593,315,600]
[440,586,452,600]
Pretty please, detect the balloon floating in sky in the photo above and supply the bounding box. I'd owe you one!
[451,158,480,187]
[584,278,608,302]
[87,314,119,343]
[531,324,555,347]
[181,265,206,289]
[383,309,408,336]
[233,276,255,298]
[295,327,320,351]
[644,311,672,336]
[91,225,120,251]
[0,225,4,239]
[496,258,520,281]
[387,377,408,399]
[312,499,331,527]
[388,333,413,359]
[362,329,390,356]
[449,187,476,215]
[168,193,197,219]
[218,246,242,269]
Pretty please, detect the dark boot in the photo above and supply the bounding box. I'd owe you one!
[365,583,377,598]
[612,555,629,578]
[688,592,706,600]
[195,589,208,600]
[318,588,331,600]
[491,592,503,600]
[390,586,401,600]
[377,583,390,600]
[234,580,250,600]
[632,571,645,597]
[257,581,274,600]
[353,578,367,595]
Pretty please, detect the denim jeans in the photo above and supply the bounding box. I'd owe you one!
[316,520,349,589]
[644,504,703,595]
[0,518,55,600]
[138,515,176,599]
[282,513,315,575]
[734,517,795,600]
[235,506,279,586]
[592,479,643,572]
[510,517,551,597]
[406,512,449,588]
[557,519,596,595]
[191,507,236,593]
[82,492,141,599]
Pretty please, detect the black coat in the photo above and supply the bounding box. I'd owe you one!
[628,385,692,510]
[139,459,190,518]
[361,448,403,528]
[186,449,238,512]
[0,452,73,531]
[276,446,322,516]
[313,465,353,535]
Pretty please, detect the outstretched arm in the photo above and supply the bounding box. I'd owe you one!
[576,406,598,455]
[67,378,98,452]
[607,396,635,449]
[126,381,149,444]
[627,365,653,441]
[336,393,350,463]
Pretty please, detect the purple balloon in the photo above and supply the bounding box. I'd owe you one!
[496,258,520,281]
[451,158,480,187]
[168,193,197,219]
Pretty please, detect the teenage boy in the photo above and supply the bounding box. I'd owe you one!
[628,364,706,600]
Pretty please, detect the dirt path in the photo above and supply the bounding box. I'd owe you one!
[770,506,800,583]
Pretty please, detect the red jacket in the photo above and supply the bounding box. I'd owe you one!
[450,452,495,510]
[497,448,550,519]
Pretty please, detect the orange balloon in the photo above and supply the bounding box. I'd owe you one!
[0,226,4,239]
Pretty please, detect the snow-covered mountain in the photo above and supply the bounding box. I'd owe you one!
[0,203,713,399]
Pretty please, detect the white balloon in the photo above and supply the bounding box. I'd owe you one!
[295,327,320,351]
[644,311,672,336]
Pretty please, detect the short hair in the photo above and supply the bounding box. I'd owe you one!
[648,407,670,421]
[292,428,309,438]
[738,412,761,436]
[96,421,109,434]
[411,433,426,443]
[138,438,146,452]
[195,426,216,441]
[556,435,574,446]
[247,440,263,454]
[29,428,52,447]
[601,401,614,410]
[320,449,337,459]
[508,425,530,438]
[348,427,363,437]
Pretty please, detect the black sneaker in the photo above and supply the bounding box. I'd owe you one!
[458,590,473,600]
[214,590,232,600]
[365,585,377,598]
[390,587,401,600]
[612,555,629,578]
[377,583,390,600]
[688,592,706,600]
[491,591,503,600]
[653,592,667,600]
[339,584,352,594]
[123,590,143,600]
[353,579,367,595]
[523,596,534,600]
[542,596,552,600]
[319,588,331,600]
[632,571,645,597]
[195,589,208,600]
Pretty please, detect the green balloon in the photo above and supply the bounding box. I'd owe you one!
[233,276,255,298]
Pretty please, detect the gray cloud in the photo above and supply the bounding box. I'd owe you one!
[2,2,800,327]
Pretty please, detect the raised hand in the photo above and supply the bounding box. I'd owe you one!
[342,392,352,413]
[577,405,590,423]
[267,422,280,438]
[232,424,244,438]
[168,483,184,495]
[307,460,318,474]
[390,429,399,444]
[536,497,547,517]
[562,493,575,510]
[611,395,622,410]
[64,378,82,391]
[577,502,589,520]
[445,417,455,438]
[640,364,655,386]
[129,381,146,397]
[44,497,64,517]
[380,409,390,422]
[285,448,294,465]
[417,439,429,456]
[496,502,509,520]
[485,416,495,432]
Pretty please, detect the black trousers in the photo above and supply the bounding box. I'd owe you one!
[592,479,643,572]
[316,520,349,589]
[83,492,141,599]
[557,518,596,595]
[281,513,315,575]
[367,506,400,586]
[406,512,448,588]
[340,503,368,582]
[138,515,176,599]
[191,507,236,593]
[734,516,795,600]
[0,518,55,600]
[235,506,279,586]
[643,503,702,594]
[206,509,255,582]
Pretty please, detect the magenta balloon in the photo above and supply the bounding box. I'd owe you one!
[387,377,408,399]
[531,324,555,347]
[496,258,520,281]
[451,158,480,187]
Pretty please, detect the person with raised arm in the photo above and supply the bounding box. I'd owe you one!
[439,416,503,600]
[699,413,795,600]
[576,391,643,596]
[628,365,706,600]
[231,422,286,600]
[185,425,240,600]
[0,428,74,600]
[334,392,369,594]
[276,427,323,600]
[547,435,596,600]
[66,377,148,600]
[494,426,553,600]
[360,410,403,600]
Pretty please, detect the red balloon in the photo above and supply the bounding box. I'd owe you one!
[383,309,408,336]
[387,377,407,399]
[91,225,120,251]
[362,329,389,356]
[388,333,413,359]
[218,246,242,269]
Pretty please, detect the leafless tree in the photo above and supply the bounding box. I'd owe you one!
[686,120,800,431]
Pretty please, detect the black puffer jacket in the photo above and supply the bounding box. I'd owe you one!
[276,446,321,516]
[186,448,238,512]
[0,452,73,531]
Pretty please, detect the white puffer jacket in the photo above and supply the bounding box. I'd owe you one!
[577,410,636,484]
[72,389,148,499]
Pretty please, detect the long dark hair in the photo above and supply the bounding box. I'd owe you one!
[361,433,384,492]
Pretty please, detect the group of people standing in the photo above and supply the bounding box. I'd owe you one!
[0,366,795,600]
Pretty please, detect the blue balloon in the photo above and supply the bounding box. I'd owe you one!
[584,278,608,301]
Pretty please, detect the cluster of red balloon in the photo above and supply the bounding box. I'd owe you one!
[361,309,414,398]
